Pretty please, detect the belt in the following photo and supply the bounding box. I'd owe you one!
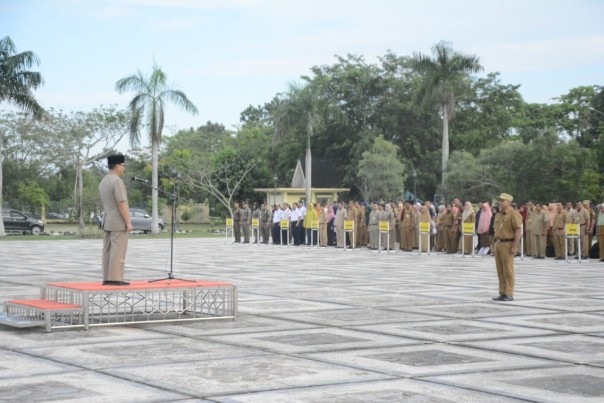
[495,239,514,243]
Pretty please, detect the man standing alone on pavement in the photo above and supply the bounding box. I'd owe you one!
[99,155,132,286]
[492,193,522,302]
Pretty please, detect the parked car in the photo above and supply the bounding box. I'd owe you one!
[97,209,165,233]
[2,209,44,235]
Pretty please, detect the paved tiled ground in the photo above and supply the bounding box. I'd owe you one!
[0,238,603,402]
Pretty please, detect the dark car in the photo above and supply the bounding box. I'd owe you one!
[2,209,44,235]
[97,209,165,233]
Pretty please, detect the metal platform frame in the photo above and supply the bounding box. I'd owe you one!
[1,282,237,332]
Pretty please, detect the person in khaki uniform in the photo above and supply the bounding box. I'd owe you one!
[99,155,133,286]
[232,203,241,243]
[318,203,329,247]
[354,201,364,247]
[525,202,534,256]
[492,193,522,302]
[442,205,454,253]
[576,201,590,259]
[552,204,567,259]
[401,203,415,252]
[435,205,446,252]
[334,202,347,248]
[461,201,475,255]
[532,204,549,259]
[368,203,380,249]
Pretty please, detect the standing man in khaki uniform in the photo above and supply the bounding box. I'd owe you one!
[492,193,522,302]
[99,155,132,286]
[241,201,252,243]
[232,203,241,243]
[532,204,548,259]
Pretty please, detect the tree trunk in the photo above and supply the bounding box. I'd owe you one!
[304,133,312,206]
[305,143,312,203]
[151,140,160,234]
[441,106,449,188]
[77,165,85,234]
[0,132,5,236]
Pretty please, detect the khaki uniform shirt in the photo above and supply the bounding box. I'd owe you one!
[99,172,128,231]
[494,208,522,240]
[533,211,548,235]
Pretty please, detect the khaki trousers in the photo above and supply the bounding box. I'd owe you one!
[320,224,328,246]
[102,230,128,282]
[532,233,546,258]
[580,225,589,257]
[402,227,414,251]
[494,241,515,296]
[463,234,473,254]
[525,230,533,255]
[554,230,565,258]
[336,226,345,247]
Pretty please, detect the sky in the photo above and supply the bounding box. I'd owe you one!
[2,0,604,152]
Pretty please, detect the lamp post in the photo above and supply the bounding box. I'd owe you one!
[412,169,417,202]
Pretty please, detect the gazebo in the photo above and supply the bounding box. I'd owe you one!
[254,160,349,206]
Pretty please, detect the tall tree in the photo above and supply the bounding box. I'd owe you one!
[0,36,45,236]
[274,82,343,202]
[410,41,483,191]
[115,63,198,233]
[45,107,130,234]
[357,135,406,201]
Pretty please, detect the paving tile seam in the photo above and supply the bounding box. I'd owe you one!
[447,340,604,366]
[411,375,549,402]
[93,367,202,400]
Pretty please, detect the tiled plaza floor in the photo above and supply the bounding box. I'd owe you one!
[1,237,603,402]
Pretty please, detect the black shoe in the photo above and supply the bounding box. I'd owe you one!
[492,294,505,301]
[103,281,130,286]
[500,295,514,301]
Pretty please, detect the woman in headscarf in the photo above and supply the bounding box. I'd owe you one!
[304,203,319,246]
[435,205,446,252]
[477,202,492,255]
[383,203,396,250]
[448,204,460,253]
[413,203,421,249]
[597,203,604,261]
[461,201,475,255]
[419,205,432,252]
[327,203,336,246]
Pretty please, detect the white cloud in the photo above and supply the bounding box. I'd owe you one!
[474,35,604,73]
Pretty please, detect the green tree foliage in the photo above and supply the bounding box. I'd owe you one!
[17,181,49,216]
[409,41,483,188]
[116,63,198,234]
[0,36,45,236]
[357,135,406,201]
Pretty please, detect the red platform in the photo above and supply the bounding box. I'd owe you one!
[46,279,232,291]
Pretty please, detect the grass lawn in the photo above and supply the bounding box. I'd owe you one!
[0,223,226,241]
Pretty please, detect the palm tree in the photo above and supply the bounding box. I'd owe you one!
[274,82,342,202]
[0,36,45,236]
[116,63,198,233]
[410,41,482,189]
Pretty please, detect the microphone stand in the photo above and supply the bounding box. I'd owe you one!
[131,176,195,283]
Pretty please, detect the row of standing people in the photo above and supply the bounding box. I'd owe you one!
[230,199,604,260]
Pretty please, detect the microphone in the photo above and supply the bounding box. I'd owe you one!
[131,177,148,183]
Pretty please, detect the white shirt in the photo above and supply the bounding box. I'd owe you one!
[299,205,307,219]
[272,209,282,223]
[291,207,300,221]
[282,208,292,221]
